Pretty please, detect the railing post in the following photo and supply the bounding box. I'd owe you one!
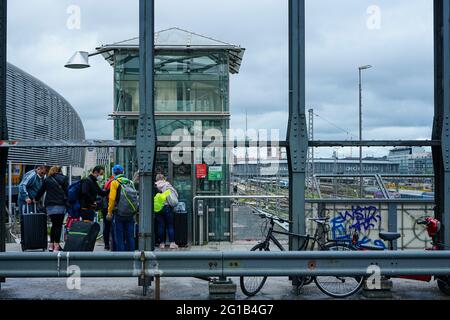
[137,0,156,290]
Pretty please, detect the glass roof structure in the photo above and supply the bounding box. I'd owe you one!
[96,27,245,74]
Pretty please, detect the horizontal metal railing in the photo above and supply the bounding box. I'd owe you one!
[1,251,450,278]
[0,139,441,148]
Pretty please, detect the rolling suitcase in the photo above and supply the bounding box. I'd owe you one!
[22,204,48,251]
[174,202,188,247]
[64,221,100,252]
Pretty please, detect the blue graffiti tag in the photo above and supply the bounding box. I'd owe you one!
[330,205,385,248]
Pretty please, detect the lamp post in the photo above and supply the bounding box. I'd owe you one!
[358,65,372,198]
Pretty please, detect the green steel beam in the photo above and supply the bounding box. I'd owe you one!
[433,0,450,248]
[0,0,7,258]
[0,139,441,148]
[287,0,307,252]
[136,0,156,292]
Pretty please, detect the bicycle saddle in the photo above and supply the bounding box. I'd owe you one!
[379,232,401,241]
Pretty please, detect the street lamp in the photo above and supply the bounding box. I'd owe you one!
[64,50,104,69]
[358,65,372,198]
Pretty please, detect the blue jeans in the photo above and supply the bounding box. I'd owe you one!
[112,215,135,252]
[156,205,175,244]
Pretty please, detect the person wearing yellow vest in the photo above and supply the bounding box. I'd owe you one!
[154,174,179,249]
[106,165,136,252]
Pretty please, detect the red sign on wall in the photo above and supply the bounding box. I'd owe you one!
[196,164,207,179]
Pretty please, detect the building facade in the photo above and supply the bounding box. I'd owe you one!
[388,147,434,175]
[6,63,85,167]
[4,63,85,198]
[233,158,400,177]
[96,28,245,243]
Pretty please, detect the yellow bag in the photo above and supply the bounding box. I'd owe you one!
[154,190,171,213]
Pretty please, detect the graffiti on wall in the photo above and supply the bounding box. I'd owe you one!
[330,205,386,248]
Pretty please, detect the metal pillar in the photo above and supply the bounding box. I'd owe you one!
[68,166,72,185]
[307,109,314,195]
[359,68,363,198]
[287,0,307,251]
[0,0,7,255]
[137,0,156,291]
[433,0,450,248]
[8,161,11,218]
[388,203,398,250]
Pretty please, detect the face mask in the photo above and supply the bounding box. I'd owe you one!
[97,175,104,182]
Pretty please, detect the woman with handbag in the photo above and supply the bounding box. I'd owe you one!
[155,174,179,250]
[35,166,69,252]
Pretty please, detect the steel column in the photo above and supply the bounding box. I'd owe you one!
[388,203,398,250]
[287,0,307,251]
[137,0,156,290]
[0,0,7,256]
[7,160,11,218]
[433,0,450,248]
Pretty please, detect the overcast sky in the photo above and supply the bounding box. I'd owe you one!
[6,0,434,158]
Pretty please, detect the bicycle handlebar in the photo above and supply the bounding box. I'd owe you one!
[258,214,292,224]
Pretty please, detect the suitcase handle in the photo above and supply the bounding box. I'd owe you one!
[23,203,38,215]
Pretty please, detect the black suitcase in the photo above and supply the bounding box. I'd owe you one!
[174,202,188,247]
[64,221,100,252]
[22,205,48,251]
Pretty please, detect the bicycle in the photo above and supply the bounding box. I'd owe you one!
[240,214,364,298]
[339,216,450,297]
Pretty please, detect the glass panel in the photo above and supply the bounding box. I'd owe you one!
[155,80,226,112]
[114,50,229,113]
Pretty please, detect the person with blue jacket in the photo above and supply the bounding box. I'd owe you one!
[18,165,47,247]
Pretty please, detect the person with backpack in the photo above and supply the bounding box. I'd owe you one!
[79,166,108,222]
[154,174,179,250]
[18,165,47,247]
[34,166,69,252]
[101,175,115,251]
[106,165,138,252]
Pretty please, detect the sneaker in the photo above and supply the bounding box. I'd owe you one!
[54,244,61,252]
[169,242,179,249]
[159,243,165,249]
[48,243,54,252]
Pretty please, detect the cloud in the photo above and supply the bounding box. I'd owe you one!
[6,0,435,158]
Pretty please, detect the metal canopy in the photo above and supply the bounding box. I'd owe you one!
[96,27,245,74]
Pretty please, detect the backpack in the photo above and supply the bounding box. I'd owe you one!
[67,180,82,218]
[116,180,139,217]
[166,188,179,207]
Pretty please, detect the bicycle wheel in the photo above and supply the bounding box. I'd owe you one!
[437,277,450,296]
[314,243,364,298]
[240,243,269,297]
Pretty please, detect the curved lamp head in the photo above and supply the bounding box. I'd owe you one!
[65,51,90,69]
[359,65,372,71]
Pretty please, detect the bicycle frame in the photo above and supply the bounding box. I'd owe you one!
[259,218,328,251]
